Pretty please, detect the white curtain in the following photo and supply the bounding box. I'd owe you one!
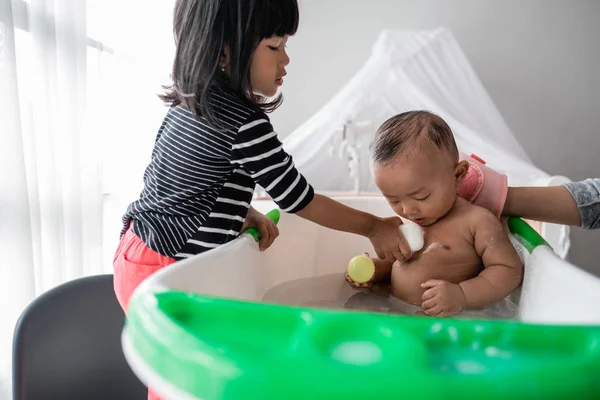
[0,0,174,396]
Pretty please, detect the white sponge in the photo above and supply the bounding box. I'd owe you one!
[399,222,425,252]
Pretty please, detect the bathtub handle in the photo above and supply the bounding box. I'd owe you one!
[507,217,551,254]
[245,209,281,242]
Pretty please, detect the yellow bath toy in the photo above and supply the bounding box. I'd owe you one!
[347,222,425,284]
[347,255,376,284]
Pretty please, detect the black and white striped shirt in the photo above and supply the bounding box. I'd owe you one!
[121,91,314,259]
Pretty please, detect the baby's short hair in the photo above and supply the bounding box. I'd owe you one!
[371,110,459,165]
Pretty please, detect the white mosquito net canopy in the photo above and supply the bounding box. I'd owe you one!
[283,28,554,194]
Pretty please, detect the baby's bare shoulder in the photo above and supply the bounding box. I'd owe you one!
[456,199,496,220]
[455,198,498,221]
[455,199,502,231]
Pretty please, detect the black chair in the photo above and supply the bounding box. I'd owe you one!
[13,274,147,400]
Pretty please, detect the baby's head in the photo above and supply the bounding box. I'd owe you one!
[371,111,468,226]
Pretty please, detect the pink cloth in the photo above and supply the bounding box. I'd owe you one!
[457,153,508,218]
[113,225,175,400]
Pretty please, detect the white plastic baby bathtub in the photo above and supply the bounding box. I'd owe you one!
[123,196,600,400]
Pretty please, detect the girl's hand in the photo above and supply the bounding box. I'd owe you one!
[242,206,279,251]
[368,216,412,263]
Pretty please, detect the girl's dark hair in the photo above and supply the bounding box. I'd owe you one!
[160,0,299,128]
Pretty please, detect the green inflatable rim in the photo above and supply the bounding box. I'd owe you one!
[126,292,600,400]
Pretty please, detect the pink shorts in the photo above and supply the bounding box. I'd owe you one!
[113,224,176,400]
[113,224,176,311]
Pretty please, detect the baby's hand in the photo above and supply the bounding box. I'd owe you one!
[368,217,412,263]
[345,271,375,290]
[420,280,467,316]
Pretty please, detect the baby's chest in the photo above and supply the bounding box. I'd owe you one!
[411,227,481,270]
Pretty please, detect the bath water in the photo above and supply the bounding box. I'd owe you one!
[262,273,517,319]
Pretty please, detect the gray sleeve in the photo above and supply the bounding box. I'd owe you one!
[563,178,600,230]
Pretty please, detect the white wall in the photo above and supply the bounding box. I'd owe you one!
[271,0,600,275]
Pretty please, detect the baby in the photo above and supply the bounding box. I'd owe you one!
[346,111,523,317]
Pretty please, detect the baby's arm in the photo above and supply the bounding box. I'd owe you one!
[459,212,523,309]
[371,257,394,282]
